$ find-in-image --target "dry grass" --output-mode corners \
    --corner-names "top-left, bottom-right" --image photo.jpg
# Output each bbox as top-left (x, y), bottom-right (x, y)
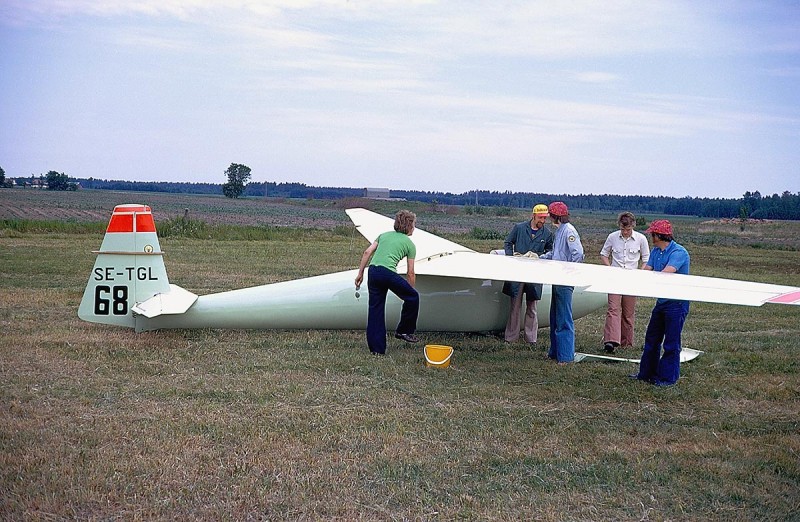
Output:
top-left (1, 190), bottom-right (799, 520)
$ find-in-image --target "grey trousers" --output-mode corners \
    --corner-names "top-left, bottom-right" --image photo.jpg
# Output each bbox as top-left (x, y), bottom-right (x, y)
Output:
top-left (504, 291), bottom-right (538, 343)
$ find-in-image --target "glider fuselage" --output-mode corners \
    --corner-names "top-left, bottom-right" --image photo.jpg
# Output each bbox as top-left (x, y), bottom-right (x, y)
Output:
top-left (134, 269), bottom-right (607, 332)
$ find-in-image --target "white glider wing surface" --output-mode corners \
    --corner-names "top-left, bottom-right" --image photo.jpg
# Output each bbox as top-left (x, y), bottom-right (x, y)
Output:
top-left (346, 207), bottom-right (475, 259)
top-left (415, 252), bottom-right (800, 306)
top-left (347, 207), bottom-right (800, 307)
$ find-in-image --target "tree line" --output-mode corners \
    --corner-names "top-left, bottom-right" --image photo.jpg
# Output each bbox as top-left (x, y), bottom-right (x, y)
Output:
top-left (2, 165), bottom-right (798, 220)
top-left (80, 181), bottom-right (800, 220)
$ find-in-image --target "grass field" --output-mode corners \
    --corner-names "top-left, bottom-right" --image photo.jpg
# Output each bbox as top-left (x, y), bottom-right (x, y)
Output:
top-left (1, 189), bottom-right (799, 520)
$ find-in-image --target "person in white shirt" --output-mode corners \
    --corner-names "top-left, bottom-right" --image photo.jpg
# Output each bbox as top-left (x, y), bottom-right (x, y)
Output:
top-left (599, 212), bottom-right (650, 353)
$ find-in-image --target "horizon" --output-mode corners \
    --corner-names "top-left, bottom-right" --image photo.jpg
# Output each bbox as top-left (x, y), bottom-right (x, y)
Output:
top-left (10, 173), bottom-right (791, 201)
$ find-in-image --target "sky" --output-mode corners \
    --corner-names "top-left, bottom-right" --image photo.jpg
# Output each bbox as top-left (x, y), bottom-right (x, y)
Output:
top-left (1, 1), bottom-right (798, 198)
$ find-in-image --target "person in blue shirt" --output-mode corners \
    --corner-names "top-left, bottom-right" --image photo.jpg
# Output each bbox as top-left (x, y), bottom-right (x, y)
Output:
top-left (632, 219), bottom-right (691, 386)
top-left (539, 201), bottom-right (584, 363)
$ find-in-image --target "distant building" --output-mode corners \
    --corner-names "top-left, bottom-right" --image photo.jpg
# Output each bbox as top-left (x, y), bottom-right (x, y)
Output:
top-left (364, 187), bottom-right (390, 199)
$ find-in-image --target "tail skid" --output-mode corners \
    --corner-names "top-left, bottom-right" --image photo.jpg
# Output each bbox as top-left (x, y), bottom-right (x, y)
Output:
top-left (78, 204), bottom-right (197, 328)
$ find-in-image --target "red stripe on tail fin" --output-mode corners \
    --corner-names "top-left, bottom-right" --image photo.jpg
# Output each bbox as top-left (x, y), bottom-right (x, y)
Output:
top-left (136, 213), bottom-right (156, 232)
top-left (106, 204), bottom-right (154, 233)
top-left (106, 214), bottom-right (133, 232)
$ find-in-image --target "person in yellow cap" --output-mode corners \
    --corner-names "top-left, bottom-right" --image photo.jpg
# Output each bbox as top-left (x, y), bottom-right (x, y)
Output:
top-left (501, 204), bottom-right (554, 343)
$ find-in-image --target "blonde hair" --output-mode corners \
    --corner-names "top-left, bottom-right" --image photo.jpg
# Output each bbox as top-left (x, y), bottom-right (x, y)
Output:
top-left (394, 210), bottom-right (416, 235)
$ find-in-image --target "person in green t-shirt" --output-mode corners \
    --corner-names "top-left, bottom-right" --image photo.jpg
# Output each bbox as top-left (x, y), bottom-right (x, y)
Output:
top-left (355, 210), bottom-right (419, 355)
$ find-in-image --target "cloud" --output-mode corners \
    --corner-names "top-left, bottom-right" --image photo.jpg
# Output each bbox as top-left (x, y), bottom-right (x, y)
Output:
top-left (763, 66), bottom-right (800, 78)
top-left (573, 71), bottom-right (620, 84)
top-left (0, 1), bottom-right (704, 54)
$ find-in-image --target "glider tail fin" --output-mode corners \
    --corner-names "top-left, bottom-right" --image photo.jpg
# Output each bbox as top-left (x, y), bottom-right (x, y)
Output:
top-left (78, 204), bottom-right (184, 328)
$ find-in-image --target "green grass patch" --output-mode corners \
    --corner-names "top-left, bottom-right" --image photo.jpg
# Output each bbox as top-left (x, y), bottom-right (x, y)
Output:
top-left (0, 218), bottom-right (105, 235)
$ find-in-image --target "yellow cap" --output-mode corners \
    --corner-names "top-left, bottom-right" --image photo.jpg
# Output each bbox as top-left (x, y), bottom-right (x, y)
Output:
top-left (533, 204), bottom-right (549, 216)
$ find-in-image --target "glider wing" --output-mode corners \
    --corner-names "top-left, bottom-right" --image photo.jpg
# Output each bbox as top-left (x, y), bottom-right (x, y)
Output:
top-left (347, 208), bottom-right (800, 307)
top-left (414, 250), bottom-right (800, 307)
top-left (346, 207), bottom-right (474, 259)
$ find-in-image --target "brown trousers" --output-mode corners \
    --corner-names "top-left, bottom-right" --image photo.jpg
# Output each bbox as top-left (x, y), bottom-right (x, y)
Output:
top-left (603, 293), bottom-right (637, 347)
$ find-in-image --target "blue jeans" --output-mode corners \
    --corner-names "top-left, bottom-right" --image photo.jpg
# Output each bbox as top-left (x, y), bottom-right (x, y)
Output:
top-left (367, 265), bottom-right (419, 354)
top-left (637, 300), bottom-right (689, 385)
top-left (549, 285), bottom-right (575, 362)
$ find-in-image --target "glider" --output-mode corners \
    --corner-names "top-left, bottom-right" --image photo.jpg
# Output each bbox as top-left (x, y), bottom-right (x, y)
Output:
top-left (78, 205), bottom-right (800, 334)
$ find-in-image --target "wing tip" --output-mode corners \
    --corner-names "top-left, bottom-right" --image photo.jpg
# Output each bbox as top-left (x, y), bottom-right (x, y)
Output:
top-left (766, 290), bottom-right (800, 305)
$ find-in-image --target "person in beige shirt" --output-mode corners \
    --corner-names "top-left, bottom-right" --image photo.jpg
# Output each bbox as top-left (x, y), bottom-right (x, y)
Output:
top-left (599, 212), bottom-right (650, 353)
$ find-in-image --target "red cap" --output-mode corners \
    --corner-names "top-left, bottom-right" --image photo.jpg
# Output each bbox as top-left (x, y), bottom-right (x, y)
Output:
top-left (548, 201), bottom-right (569, 217)
top-left (645, 219), bottom-right (673, 235)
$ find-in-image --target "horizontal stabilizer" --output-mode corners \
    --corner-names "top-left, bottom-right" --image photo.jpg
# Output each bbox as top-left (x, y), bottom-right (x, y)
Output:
top-left (132, 284), bottom-right (198, 318)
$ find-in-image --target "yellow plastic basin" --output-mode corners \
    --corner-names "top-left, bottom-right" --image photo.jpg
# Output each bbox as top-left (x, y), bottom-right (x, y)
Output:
top-left (424, 344), bottom-right (454, 368)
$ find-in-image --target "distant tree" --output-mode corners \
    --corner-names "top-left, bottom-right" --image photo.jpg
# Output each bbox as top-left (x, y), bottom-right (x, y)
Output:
top-left (222, 163), bottom-right (251, 199)
top-left (739, 206), bottom-right (749, 231)
top-left (46, 170), bottom-right (70, 190)
top-left (742, 190), bottom-right (761, 216)
top-left (0, 165), bottom-right (5, 187)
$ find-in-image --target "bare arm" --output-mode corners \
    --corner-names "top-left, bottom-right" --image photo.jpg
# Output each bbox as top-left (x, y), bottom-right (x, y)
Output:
top-left (639, 235), bottom-right (651, 268)
top-left (599, 234), bottom-right (612, 266)
top-left (354, 241), bottom-right (378, 289)
top-left (406, 258), bottom-right (416, 288)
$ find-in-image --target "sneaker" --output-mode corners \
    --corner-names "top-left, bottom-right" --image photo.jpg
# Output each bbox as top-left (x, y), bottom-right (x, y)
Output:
top-left (394, 332), bottom-right (419, 343)
top-left (604, 342), bottom-right (617, 354)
